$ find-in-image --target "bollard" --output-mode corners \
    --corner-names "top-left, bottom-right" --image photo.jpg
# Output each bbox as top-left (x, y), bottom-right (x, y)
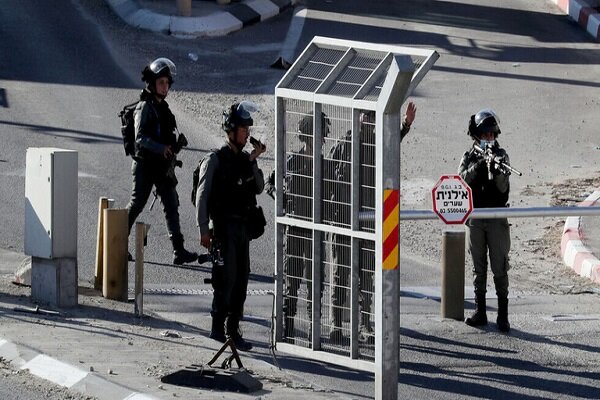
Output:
top-left (102, 208), bottom-right (128, 301)
top-left (94, 197), bottom-right (114, 290)
top-left (441, 229), bottom-right (465, 320)
top-left (134, 222), bottom-right (150, 317)
top-left (176, 0), bottom-right (192, 16)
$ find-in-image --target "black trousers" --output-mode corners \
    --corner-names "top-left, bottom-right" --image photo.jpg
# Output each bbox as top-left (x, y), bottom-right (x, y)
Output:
top-left (211, 220), bottom-right (250, 322)
top-left (126, 160), bottom-right (182, 243)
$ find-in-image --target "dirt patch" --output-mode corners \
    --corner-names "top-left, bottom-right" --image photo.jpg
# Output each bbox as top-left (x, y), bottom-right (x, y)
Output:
top-left (510, 175), bottom-right (600, 294)
top-left (549, 176), bottom-right (600, 207)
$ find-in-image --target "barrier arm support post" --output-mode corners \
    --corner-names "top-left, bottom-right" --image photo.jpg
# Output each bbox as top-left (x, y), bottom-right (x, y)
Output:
top-left (375, 55), bottom-right (414, 400)
top-left (441, 230), bottom-right (465, 320)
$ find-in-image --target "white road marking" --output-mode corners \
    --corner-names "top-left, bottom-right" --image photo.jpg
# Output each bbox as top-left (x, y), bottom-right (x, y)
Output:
top-left (21, 354), bottom-right (88, 388)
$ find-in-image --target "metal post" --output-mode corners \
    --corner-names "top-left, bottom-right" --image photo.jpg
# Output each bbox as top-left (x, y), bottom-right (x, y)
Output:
top-left (441, 229), bottom-right (465, 320)
top-left (274, 97), bottom-right (285, 342)
top-left (311, 102), bottom-right (324, 351)
top-left (134, 222), bottom-right (149, 317)
top-left (375, 55), bottom-right (414, 400)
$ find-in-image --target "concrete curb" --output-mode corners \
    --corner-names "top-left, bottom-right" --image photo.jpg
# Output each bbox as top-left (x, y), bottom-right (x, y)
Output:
top-left (0, 338), bottom-right (159, 400)
top-left (561, 190), bottom-right (600, 284)
top-left (105, 0), bottom-right (298, 37)
top-left (550, 0), bottom-right (600, 42)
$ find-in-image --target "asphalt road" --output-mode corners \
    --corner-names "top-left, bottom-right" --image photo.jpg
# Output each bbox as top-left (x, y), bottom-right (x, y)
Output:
top-left (3, 0), bottom-right (599, 285)
top-left (1, 0), bottom-right (600, 398)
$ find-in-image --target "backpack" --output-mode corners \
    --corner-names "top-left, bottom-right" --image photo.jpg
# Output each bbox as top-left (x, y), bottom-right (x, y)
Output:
top-left (191, 151), bottom-right (216, 206)
top-left (118, 101), bottom-right (139, 157)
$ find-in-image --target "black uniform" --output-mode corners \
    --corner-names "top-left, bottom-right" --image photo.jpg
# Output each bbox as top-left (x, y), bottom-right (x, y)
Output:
top-left (195, 143), bottom-right (264, 345)
top-left (126, 90), bottom-right (186, 251)
top-left (458, 142), bottom-right (511, 299)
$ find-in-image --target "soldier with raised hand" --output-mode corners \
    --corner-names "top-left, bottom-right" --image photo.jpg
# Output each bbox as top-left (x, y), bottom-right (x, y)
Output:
top-left (327, 102), bottom-right (416, 343)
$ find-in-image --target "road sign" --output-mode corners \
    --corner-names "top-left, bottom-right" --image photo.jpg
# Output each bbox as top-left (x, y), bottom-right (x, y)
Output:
top-left (432, 175), bottom-right (473, 224)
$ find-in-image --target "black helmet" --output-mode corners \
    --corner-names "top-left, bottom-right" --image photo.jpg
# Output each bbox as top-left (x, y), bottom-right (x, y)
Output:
top-left (468, 108), bottom-right (501, 138)
top-left (296, 112), bottom-right (330, 138)
top-left (142, 57), bottom-right (176, 86)
top-left (297, 115), bottom-right (313, 136)
top-left (222, 101), bottom-right (258, 132)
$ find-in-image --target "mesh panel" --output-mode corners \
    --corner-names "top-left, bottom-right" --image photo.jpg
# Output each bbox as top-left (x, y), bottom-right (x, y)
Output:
top-left (326, 50), bottom-right (387, 97)
top-left (283, 99), bottom-right (314, 221)
top-left (359, 111), bottom-right (376, 232)
top-left (358, 240), bottom-right (375, 360)
top-left (287, 47), bottom-right (346, 92)
top-left (321, 104), bottom-right (352, 229)
top-left (282, 226), bottom-right (313, 347)
top-left (321, 233), bottom-right (351, 355)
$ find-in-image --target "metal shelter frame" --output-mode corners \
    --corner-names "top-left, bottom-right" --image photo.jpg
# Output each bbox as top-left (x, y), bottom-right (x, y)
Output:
top-left (273, 36), bottom-right (439, 400)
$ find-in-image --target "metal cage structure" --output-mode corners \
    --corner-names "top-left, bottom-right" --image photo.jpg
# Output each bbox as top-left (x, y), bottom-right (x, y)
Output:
top-left (274, 36), bottom-right (438, 398)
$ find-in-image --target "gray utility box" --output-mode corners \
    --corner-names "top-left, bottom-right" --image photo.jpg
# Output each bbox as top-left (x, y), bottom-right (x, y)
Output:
top-left (25, 148), bottom-right (78, 307)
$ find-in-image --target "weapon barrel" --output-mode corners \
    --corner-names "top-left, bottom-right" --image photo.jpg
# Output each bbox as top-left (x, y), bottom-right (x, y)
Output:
top-left (474, 144), bottom-right (522, 177)
top-left (503, 162), bottom-right (522, 176)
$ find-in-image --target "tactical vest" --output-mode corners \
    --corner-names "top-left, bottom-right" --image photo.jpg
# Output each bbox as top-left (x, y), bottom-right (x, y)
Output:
top-left (466, 149), bottom-right (510, 208)
top-left (134, 91), bottom-right (177, 164)
top-left (209, 145), bottom-right (257, 222)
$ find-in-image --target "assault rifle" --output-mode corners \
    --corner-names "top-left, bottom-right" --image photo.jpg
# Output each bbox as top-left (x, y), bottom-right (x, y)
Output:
top-left (473, 143), bottom-right (522, 180)
top-left (149, 132), bottom-right (188, 211)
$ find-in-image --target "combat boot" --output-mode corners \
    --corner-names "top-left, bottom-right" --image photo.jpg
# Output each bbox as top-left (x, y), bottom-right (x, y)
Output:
top-left (171, 235), bottom-right (198, 265)
top-left (496, 296), bottom-right (511, 333)
top-left (465, 294), bottom-right (488, 327)
top-left (227, 317), bottom-right (253, 351)
top-left (173, 248), bottom-right (198, 265)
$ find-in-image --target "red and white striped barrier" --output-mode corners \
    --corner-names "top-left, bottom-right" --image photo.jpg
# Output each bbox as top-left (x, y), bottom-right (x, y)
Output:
top-left (551, 0), bottom-right (600, 42)
top-left (561, 190), bottom-right (600, 284)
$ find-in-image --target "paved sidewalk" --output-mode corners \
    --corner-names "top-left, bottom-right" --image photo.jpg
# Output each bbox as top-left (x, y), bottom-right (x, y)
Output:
top-left (0, 249), bottom-right (334, 400)
top-left (105, 0), bottom-right (298, 37)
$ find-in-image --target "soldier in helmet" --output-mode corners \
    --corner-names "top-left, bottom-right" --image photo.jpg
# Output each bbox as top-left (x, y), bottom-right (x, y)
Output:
top-left (195, 101), bottom-right (265, 351)
top-left (126, 57), bottom-right (198, 265)
top-left (281, 112), bottom-right (327, 342)
top-left (458, 108), bottom-right (512, 333)
top-left (327, 102), bottom-right (417, 343)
